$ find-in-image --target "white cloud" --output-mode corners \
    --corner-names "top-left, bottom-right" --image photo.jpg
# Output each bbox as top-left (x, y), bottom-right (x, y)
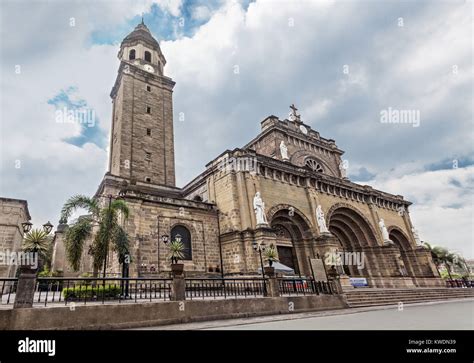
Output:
top-left (192, 5), bottom-right (212, 21)
top-left (367, 166), bottom-right (474, 258)
top-left (0, 0), bottom-right (472, 262)
top-left (158, 0), bottom-right (183, 17)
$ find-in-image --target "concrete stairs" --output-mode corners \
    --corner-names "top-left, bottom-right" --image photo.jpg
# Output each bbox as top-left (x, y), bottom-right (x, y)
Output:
top-left (345, 288), bottom-right (474, 308)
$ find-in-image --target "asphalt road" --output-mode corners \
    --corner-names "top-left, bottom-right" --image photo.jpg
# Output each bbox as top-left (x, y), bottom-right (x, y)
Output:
top-left (138, 299), bottom-right (474, 330)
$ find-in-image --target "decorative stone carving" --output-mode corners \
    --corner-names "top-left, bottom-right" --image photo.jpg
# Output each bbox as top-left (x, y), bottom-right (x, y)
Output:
top-left (253, 192), bottom-right (268, 225)
top-left (412, 227), bottom-right (422, 245)
top-left (279, 141), bottom-right (289, 161)
top-left (316, 205), bottom-right (330, 234)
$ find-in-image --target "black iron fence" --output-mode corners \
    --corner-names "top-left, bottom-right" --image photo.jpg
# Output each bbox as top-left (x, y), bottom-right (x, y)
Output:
top-left (446, 279), bottom-right (473, 288)
top-left (1, 277), bottom-right (172, 306)
top-left (0, 278), bottom-right (17, 305)
top-left (185, 278), bottom-right (266, 299)
top-left (0, 276), bottom-right (337, 306)
top-left (278, 278), bottom-right (335, 296)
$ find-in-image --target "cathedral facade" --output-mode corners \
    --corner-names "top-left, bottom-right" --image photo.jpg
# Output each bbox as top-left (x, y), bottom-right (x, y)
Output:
top-left (53, 22), bottom-right (442, 288)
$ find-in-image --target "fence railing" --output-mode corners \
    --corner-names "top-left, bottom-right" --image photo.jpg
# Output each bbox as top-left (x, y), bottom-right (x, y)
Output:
top-left (278, 278), bottom-right (335, 296)
top-left (0, 278), bottom-right (18, 305)
top-left (185, 278), bottom-right (266, 299)
top-left (446, 279), bottom-right (473, 288)
top-left (0, 276), bottom-right (337, 306)
top-left (1, 277), bottom-right (172, 306)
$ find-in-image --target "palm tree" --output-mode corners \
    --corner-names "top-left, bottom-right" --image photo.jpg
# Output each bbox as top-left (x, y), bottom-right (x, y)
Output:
top-left (168, 240), bottom-right (185, 264)
top-left (441, 250), bottom-right (456, 280)
top-left (60, 195), bottom-right (130, 276)
top-left (23, 228), bottom-right (52, 270)
top-left (263, 244), bottom-right (279, 267)
top-left (423, 242), bottom-right (441, 266)
top-left (453, 254), bottom-right (470, 276)
top-left (422, 242), bottom-right (468, 280)
top-left (423, 242), bottom-right (447, 277)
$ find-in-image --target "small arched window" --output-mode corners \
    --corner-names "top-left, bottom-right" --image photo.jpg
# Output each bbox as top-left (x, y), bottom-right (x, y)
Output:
top-left (144, 51), bottom-right (151, 62)
top-left (171, 225), bottom-right (192, 260)
top-left (129, 49), bottom-right (136, 60)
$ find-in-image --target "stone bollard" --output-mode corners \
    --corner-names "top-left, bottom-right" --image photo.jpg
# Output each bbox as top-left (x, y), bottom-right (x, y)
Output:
top-left (170, 275), bottom-right (186, 301)
top-left (13, 266), bottom-right (38, 309)
top-left (264, 266), bottom-right (280, 297)
top-left (170, 263), bottom-right (185, 301)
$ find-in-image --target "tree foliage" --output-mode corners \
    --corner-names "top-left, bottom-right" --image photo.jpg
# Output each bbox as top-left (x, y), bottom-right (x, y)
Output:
top-left (60, 195), bottom-right (130, 273)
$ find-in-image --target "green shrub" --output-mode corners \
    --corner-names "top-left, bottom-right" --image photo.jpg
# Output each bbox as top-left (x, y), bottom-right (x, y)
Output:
top-left (38, 268), bottom-right (51, 277)
top-left (62, 284), bottom-right (121, 300)
top-left (38, 268), bottom-right (62, 278)
top-left (78, 272), bottom-right (95, 286)
top-left (440, 270), bottom-right (463, 279)
top-left (37, 269), bottom-right (64, 291)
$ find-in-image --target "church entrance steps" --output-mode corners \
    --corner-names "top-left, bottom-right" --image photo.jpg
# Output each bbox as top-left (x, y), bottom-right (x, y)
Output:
top-left (345, 288), bottom-right (474, 308)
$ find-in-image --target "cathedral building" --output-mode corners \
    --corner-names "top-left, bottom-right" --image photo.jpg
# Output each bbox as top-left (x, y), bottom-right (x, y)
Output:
top-left (53, 21), bottom-right (442, 288)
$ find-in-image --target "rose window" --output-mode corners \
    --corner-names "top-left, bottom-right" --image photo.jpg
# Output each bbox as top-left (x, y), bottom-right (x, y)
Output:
top-left (305, 159), bottom-right (324, 173)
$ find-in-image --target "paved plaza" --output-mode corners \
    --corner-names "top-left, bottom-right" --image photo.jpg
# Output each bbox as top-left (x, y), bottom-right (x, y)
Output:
top-left (138, 299), bottom-right (474, 330)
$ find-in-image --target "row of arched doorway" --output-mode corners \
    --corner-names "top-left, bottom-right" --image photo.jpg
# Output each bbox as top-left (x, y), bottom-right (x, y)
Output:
top-left (269, 205), bottom-right (414, 278)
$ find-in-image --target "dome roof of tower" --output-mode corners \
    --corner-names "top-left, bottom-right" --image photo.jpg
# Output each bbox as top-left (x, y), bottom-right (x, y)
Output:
top-left (121, 21), bottom-right (160, 50)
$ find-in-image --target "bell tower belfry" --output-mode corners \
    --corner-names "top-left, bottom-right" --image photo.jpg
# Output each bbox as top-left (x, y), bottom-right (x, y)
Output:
top-left (108, 20), bottom-right (176, 186)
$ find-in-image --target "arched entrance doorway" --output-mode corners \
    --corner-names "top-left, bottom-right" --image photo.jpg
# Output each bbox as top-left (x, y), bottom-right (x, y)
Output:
top-left (327, 206), bottom-right (378, 277)
top-left (273, 224), bottom-right (299, 273)
top-left (269, 206), bottom-right (314, 276)
top-left (389, 228), bottom-right (413, 277)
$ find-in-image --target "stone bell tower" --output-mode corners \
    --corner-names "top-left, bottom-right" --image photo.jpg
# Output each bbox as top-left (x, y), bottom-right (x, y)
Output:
top-left (108, 20), bottom-right (176, 186)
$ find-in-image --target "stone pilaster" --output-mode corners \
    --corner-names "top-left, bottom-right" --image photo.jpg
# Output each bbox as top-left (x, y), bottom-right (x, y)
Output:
top-left (13, 267), bottom-right (37, 309)
top-left (51, 220), bottom-right (68, 274)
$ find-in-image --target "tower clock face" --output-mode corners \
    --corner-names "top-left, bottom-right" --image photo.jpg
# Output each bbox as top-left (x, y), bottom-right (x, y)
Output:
top-left (299, 125), bottom-right (308, 135)
top-left (144, 64), bottom-right (155, 73)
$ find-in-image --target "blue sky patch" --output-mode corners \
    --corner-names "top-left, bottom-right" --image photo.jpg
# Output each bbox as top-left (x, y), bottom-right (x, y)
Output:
top-left (89, 0), bottom-right (254, 45)
top-left (48, 87), bottom-right (106, 149)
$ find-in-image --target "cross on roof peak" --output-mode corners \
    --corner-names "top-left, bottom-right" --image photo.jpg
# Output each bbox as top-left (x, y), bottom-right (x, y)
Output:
top-left (289, 104), bottom-right (302, 123)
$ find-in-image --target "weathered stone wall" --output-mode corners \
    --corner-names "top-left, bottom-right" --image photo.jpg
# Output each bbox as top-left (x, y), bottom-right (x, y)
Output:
top-left (246, 117), bottom-right (344, 178)
top-left (0, 294), bottom-right (348, 330)
top-left (201, 153), bottom-right (438, 286)
top-left (251, 129), bottom-right (342, 177)
top-left (0, 198), bottom-right (30, 278)
top-left (109, 64), bottom-right (175, 186)
top-left (95, 177), bottom-right (220, 277)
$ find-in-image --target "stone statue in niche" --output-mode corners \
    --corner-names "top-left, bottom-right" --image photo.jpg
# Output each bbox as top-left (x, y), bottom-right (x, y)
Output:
top-left (339, 160), bottom-right (347, 178)
top-left (316, 205), bottom-right (330, 234)
top-left (379, 218), bottom-right (391, 242)
top-left (280, 141), bottom-right (289, 161)
top-left (253, 192), bottom-right (268, 225)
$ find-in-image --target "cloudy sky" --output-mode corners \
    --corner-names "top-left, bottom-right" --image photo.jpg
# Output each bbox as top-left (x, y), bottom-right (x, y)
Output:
top-left (0, 0), bottom-right (472, 257)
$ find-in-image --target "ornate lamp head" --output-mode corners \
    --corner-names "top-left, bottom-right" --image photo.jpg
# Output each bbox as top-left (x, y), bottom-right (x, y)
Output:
top-left (21, 221), bottom-right (33, 234)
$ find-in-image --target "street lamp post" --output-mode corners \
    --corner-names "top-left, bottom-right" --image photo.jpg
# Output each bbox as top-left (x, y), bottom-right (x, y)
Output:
top-left (21, 221), bottom-right (33, 234)
top-left (252, 241), bottom-right (266, 278)
top-left (102, 195), bottom-right (113, 280)
top-left (161, 235), bottom-right (169, 245)
top-left (253, 241), bottom-right (267, 295)
top-left (42, 221), bottom-right (53, 234)
top-left (22, 220), bottom-right (53, 235)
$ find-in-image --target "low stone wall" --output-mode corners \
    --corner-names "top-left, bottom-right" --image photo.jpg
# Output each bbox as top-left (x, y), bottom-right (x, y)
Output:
top-left (0, 294), bottom-right (347, 330)
top-left (412, 277), bottom-right (445, 288)
top-left (366, 276), bottom-right (444, 288)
